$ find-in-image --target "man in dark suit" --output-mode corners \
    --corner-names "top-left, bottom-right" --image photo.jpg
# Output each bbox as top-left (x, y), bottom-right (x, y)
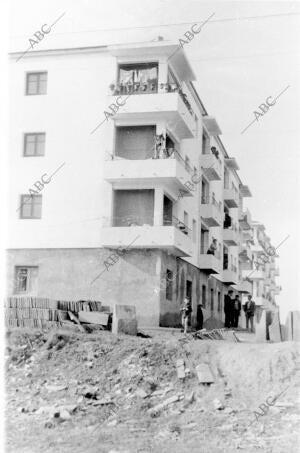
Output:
top-left (196, 303), bottom-right (203, 330)
top-left (233, 295), bottom-right (241, 328)
top-left (224, 290), bottom-right (234, 328)
top-left (244, 295), bottom-right (256, 332)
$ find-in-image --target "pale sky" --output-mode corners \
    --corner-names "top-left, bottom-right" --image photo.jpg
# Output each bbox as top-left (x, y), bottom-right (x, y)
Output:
top-left (7, 0), bottom-right (300, 320)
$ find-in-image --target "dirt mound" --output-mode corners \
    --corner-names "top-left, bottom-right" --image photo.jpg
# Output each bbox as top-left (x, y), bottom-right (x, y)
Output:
top-left (5, 329), bottom-right (300, 453)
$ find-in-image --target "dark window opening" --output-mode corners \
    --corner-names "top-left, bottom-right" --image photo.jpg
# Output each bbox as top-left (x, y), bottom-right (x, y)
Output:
top-left (223, 245), bottom-right (229, 270)
top-left (163, 195), bottom-right (173, 226)
top-left (186, 280), bottom-right (192, 301)
top-left (202, 284), bottom-right (206, 308)
top-left (218, 291), bottom-right (221, 312)
top-left (224, 206), bottom-right (232, 229)
top-left (210, 288), bottom-right (214, 311)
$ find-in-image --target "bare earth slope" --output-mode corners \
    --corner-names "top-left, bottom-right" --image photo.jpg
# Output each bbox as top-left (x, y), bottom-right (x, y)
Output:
top-left (5, 329), bottom-right (300, 453)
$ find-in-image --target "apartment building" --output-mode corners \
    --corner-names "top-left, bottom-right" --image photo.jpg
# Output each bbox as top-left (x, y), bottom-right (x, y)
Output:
top-left (7, 40), bottom-right (280, 328)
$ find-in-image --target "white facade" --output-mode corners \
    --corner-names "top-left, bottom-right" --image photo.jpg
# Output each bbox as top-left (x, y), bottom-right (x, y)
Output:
top-left (7, 40), bottom-right (280, 327)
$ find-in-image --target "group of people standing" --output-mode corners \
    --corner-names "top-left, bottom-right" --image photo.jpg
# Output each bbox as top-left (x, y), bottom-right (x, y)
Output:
top-left (224, 290), bottom-right (255, 332)
top-left (180, 291), bottom-right (256, 334)
top-left (224, 290), bottom-right (241, 328)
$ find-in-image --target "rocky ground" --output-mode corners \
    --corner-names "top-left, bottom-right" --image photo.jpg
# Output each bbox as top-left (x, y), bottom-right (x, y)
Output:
top-left (5, 327), bottom-right (300, 453)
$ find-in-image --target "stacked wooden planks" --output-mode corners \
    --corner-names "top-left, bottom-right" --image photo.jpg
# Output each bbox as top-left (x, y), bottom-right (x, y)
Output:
top-left (4, 297), bottom-right (108, 329)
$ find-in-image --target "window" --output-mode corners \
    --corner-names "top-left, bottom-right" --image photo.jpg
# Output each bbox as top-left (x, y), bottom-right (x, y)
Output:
top-left (210, 288), bottom-right (214, 311)
top-left (223, 245), bottom-right (229, 270)
top-left (26, 72), bottom-right (47, 95)
top-left (166, 134), bottom-right (176, 157)
top-left (166, 269), bottom-right (173, 300)
top-left (202, 132), bottom-right (209, 154)
top-left (24, 133), bottom-right (45, 156)
top-left (186, 280), bottom-right (192, 301)
top-left (202, 284), bottom-right (206, 308)
top-left (20, 194), bottom-right (42, 219)
top-left (14, 266), bottom-right (38, 294)
top-left (113, 189), bottom-right (154, 226)
top-left (192, 219), bottom-right (196, 243)
top-left (163, 196), bottom-right (173, 226)
top-left (201, 179), bottom-right (209, 204)
top-left (218, 291), bottom-right (221, 312)
top-left (200, 227), bottom-right (209, 254)
top-left (115, 126), bottom-right (155, 160)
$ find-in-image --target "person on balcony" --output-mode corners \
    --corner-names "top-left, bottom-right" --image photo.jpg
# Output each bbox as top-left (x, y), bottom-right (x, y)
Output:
top-left (244, 295), bottom-right (256, 333)
top-left (181, 297), bottom-right (192, 334)
top-left (224, 290), bottom-right (234, 328)
top-left (233, 295), bottom-right (241, 328)
top-left (207, 239), bottom-right (217, 255)
top-left (211, 146), bottom-right (219, 159)
top-left (224, 212), bottom-right (232, 229)
top-left (153, 134), bottom-right (165, 159)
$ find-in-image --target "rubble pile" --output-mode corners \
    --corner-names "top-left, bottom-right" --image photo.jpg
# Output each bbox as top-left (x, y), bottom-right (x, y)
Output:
top-left (5, 328), bottom-right (300, 453)
top-left (193, 328), bottom-right (239, 342)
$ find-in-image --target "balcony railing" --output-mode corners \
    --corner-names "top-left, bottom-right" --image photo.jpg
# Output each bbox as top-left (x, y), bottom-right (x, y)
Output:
top-left (164, 215), bottom-right (192, 238)
top-left (202, 146), bottom-right (221, 160)
top-left (109, 81), bottom-right (195, 120)
top-left (103, 214), bottom-right (192, 237)
top-left (109, 146), bottom-right (194, 177)
top-left (224, 221), bottom-right (238, 232)
top-left (200, 245), bottom-right (221, 260)
top-left (110, 81), bottom-right (158, 95)
top-left (201, 195), bottom-right (222, 211)
top-left (103, 215), bottom-right (153, 227)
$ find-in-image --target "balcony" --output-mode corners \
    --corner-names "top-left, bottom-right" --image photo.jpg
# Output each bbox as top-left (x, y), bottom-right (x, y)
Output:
top-left (234, 279), bottom-right (252, 294)
top-left (223, 225), bottom-right (239, 246)
top-left (108, 84), bottom-right (196, 139)
top-left (239, 209), bottom-right (252, 230)
top-left (239, 245), bottom-right (252, 262)
top-left (101, 215), bottom-right (192, 257)
top-left (104, 150), bottom-right (194, 197)
top-left (224, 188), bottom-right (239, 208)
top-left (225, 157), bottom-right (239, 171)
top-left (222, 268), bottom-right (238, 285)
top-left (240, 184), bottom-right (252, 198)
top-left (203, 117), bottom-right (222, 136)
top-left (200, 196), bottom-right (222, 227)
top-left (199, 253), bottom-right (221, 274)
top-left (242, 269), bottom-right (265, 280)
top-left (199, 153), bottom-right (222, 181)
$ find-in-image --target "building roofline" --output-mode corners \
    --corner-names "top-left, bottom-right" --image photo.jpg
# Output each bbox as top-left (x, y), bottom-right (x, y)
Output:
top-left (9, 44), bottom-right (108, 58)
